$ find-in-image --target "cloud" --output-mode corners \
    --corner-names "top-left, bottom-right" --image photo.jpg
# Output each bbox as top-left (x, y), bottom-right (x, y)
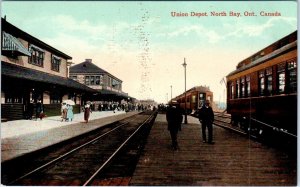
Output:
top-left (164, 25), bottom-right (223, 44)
top-left (226, 16), bottom-right (297, 38)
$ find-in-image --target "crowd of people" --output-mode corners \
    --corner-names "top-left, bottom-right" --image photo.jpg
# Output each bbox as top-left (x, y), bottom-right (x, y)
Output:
top-left (25, 99), bottom-right (151, 123)
top-left (95, 101), bottom-right (149, 112)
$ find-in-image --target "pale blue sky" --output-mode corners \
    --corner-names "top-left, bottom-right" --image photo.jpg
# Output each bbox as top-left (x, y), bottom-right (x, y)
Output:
top-left (2, 1), bottom-right (297, 103)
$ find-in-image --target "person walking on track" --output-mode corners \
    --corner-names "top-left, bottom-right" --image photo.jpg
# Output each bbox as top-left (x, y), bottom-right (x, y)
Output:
top-left (198, 100), bottom-right (214, 144)
top-left (166, 100), bottom-right (183, 150)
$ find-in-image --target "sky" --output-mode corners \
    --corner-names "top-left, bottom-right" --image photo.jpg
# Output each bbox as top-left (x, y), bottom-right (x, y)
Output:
top-left (2, 1), bottom-right (297, 104)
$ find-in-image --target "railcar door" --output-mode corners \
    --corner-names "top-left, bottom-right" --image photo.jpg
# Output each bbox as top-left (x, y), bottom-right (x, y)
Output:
top-left (198, 93), bottom-right (206, 108)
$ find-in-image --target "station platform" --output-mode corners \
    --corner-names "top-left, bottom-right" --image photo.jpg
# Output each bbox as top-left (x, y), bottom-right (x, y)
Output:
top-left (1, 110), bottom-right (139, 162)
top-left (130, 114), bottom-right (296, 186)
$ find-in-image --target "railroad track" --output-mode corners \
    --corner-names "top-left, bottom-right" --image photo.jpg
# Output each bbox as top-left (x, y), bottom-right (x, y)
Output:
top-left (213, 112), bottom-right (248, 136)
top-left (2, 111), bottom-right (157, 186)
top-left (213, 112), bottom-right (296, 154)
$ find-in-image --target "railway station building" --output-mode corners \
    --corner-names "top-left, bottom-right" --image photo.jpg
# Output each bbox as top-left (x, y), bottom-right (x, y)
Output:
top-left (1, 18), bottom-right (95, 121)
top-left (69, 59), bottom-right (135, 111)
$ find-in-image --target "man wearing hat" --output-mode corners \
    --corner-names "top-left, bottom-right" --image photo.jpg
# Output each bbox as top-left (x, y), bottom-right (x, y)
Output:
top-left (198, 100), bottom-right (214, 144)
top-left (166, 100), bottom-right (183, 150)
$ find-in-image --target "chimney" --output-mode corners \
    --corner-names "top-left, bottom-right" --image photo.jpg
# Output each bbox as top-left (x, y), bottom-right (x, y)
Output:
top-left (86, 59), bottom-right (92, 63)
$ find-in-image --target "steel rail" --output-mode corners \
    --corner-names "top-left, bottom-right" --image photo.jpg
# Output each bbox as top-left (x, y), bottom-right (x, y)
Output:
top-left (250, 117), bottom-right (297, 138)
top-left (8, 120), bottom-right (131, 185)
top-left (213, 120), bottom-right (247, 135)
top-left (83, 113), bottom-right (155, 186)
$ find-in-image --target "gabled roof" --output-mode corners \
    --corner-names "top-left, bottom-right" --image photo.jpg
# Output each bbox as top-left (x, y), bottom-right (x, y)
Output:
top-left (70, 59), bottom-right (122, 82)
top-left (1, 62), bottom-right (95, 93)
top-left (70, 59), bottom-right (108, 74)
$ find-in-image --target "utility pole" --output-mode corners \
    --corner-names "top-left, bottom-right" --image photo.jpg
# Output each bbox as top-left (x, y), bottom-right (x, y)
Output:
top-left (182, 58), bottom-right (188, 124)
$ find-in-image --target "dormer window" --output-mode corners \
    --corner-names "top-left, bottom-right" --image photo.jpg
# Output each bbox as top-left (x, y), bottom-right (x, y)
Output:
top-left (29, 44), bottom-right (44, 67)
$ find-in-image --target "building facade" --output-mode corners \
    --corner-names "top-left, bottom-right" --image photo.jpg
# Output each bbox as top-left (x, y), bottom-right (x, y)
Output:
top-left (1, 18), bottom-right (94, 120)
top-left (69, 59), bottom-right (134, 110)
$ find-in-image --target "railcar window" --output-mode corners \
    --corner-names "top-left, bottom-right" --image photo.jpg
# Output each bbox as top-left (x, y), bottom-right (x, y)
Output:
top-left (259, 71), bottom-right (265, 96)
top-left (230, 82), bottom-right (234, 99)
top-left (288, 59), bottom-right (297, 93)
top-left (277, 63), bottom-right (286, 94)
top-left (246, 75), bottom-right (250, 97)
top-left (192, 95), bottom-right (196, 103)
top-left (236, 79), bottom-right (240, 98)
top-left (241, 77), bottom-right (245, 98)
top-left (266, 68), bottom-right (273, 95)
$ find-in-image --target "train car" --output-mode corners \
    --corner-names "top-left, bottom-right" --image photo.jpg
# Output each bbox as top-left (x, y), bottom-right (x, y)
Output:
top-left (173, 86), bottom-right (213, 114)
top-left (226, 31), bottom-right (297, 139)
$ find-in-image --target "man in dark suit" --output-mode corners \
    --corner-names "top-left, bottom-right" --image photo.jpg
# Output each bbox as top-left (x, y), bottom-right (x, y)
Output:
top-left (166, 101), bottom-right (183, 150)
top-left (198, 100), bottom-right (214, 144)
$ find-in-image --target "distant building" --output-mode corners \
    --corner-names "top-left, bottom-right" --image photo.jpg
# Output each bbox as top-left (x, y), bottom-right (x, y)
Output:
top-left (69, 59), bottom-right (134, 109)
top-left (1, 18), bottom-right (94, 120)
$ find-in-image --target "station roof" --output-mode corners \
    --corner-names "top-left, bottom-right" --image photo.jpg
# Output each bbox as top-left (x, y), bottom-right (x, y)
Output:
top-left (70, 59), bottom-right (108, 74)
top-left (69, 59), bottom-right (122, 82)
top-left (1, 18), bottom-right (72, 60)
top-left (2, 62), bottom-right (96, 93)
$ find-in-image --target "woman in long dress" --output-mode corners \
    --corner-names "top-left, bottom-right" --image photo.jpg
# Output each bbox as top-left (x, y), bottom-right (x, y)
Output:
top-left (67, 104), bottom-right (74, 122)
top-left (84, 103), bottom-right (91, 123)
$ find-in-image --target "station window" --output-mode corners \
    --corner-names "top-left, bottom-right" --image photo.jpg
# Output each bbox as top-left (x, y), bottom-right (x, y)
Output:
top-left (246, 75), bottom-right (250, 97)
top-left (50, 92), bottom-right (60, 104)
top-left (85, 76), bottom-right (90, 85)
top-left (29, 45), bottom-right (44, 67)
top-left (277, 63), bottom-right (286, 94)
top-left (287, 59), bottom-right (297, 93)
top-left (236, 79), bottom-right (240, 98)
top-left (108, 77), bottom-right (112, 87)
top-left (5, 92), bottom-right (22, 103)
top-left (95, 76), bottom-right (100, 85)
top-left (259, 70), bottom-right (265, 96)
top-left (51, 55), bottom-right (61, 72)
top-left (240, 77), bottom-right (245, 98)
top-left (90, 76), bottom-right (95, 85)
top-left (266, 67), bottom-right (273, 95)
top-left (70, 76), bottom-right (77, 81)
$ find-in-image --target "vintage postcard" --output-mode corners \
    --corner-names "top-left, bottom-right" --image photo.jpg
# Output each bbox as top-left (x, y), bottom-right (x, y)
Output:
top-left (1, 1), bottom-right (298, 186)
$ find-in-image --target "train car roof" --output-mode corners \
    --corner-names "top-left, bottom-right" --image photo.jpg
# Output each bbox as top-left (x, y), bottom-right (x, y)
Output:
top-left (227, 34), bottom-right (297, 78)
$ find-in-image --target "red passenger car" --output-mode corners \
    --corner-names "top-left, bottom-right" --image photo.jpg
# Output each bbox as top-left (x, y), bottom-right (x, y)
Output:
top-left (226, 31), bottom-right (297, 138)
top-left (173, 86), bottom-right (213, 114)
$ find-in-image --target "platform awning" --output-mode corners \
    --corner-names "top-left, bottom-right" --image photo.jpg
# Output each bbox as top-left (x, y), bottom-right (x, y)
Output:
top-left (1, 62), bottom-right (96, 93)
top-left (2, 31), bottom-right (31, 56)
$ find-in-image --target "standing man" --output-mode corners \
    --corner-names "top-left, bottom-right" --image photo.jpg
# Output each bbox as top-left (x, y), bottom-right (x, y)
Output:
top-left (166, 101), bottom-right (183, 150)
top-left (36, 99), bottom-right (44, 120)
top-left (198, 100), bottom-right (214, 144)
